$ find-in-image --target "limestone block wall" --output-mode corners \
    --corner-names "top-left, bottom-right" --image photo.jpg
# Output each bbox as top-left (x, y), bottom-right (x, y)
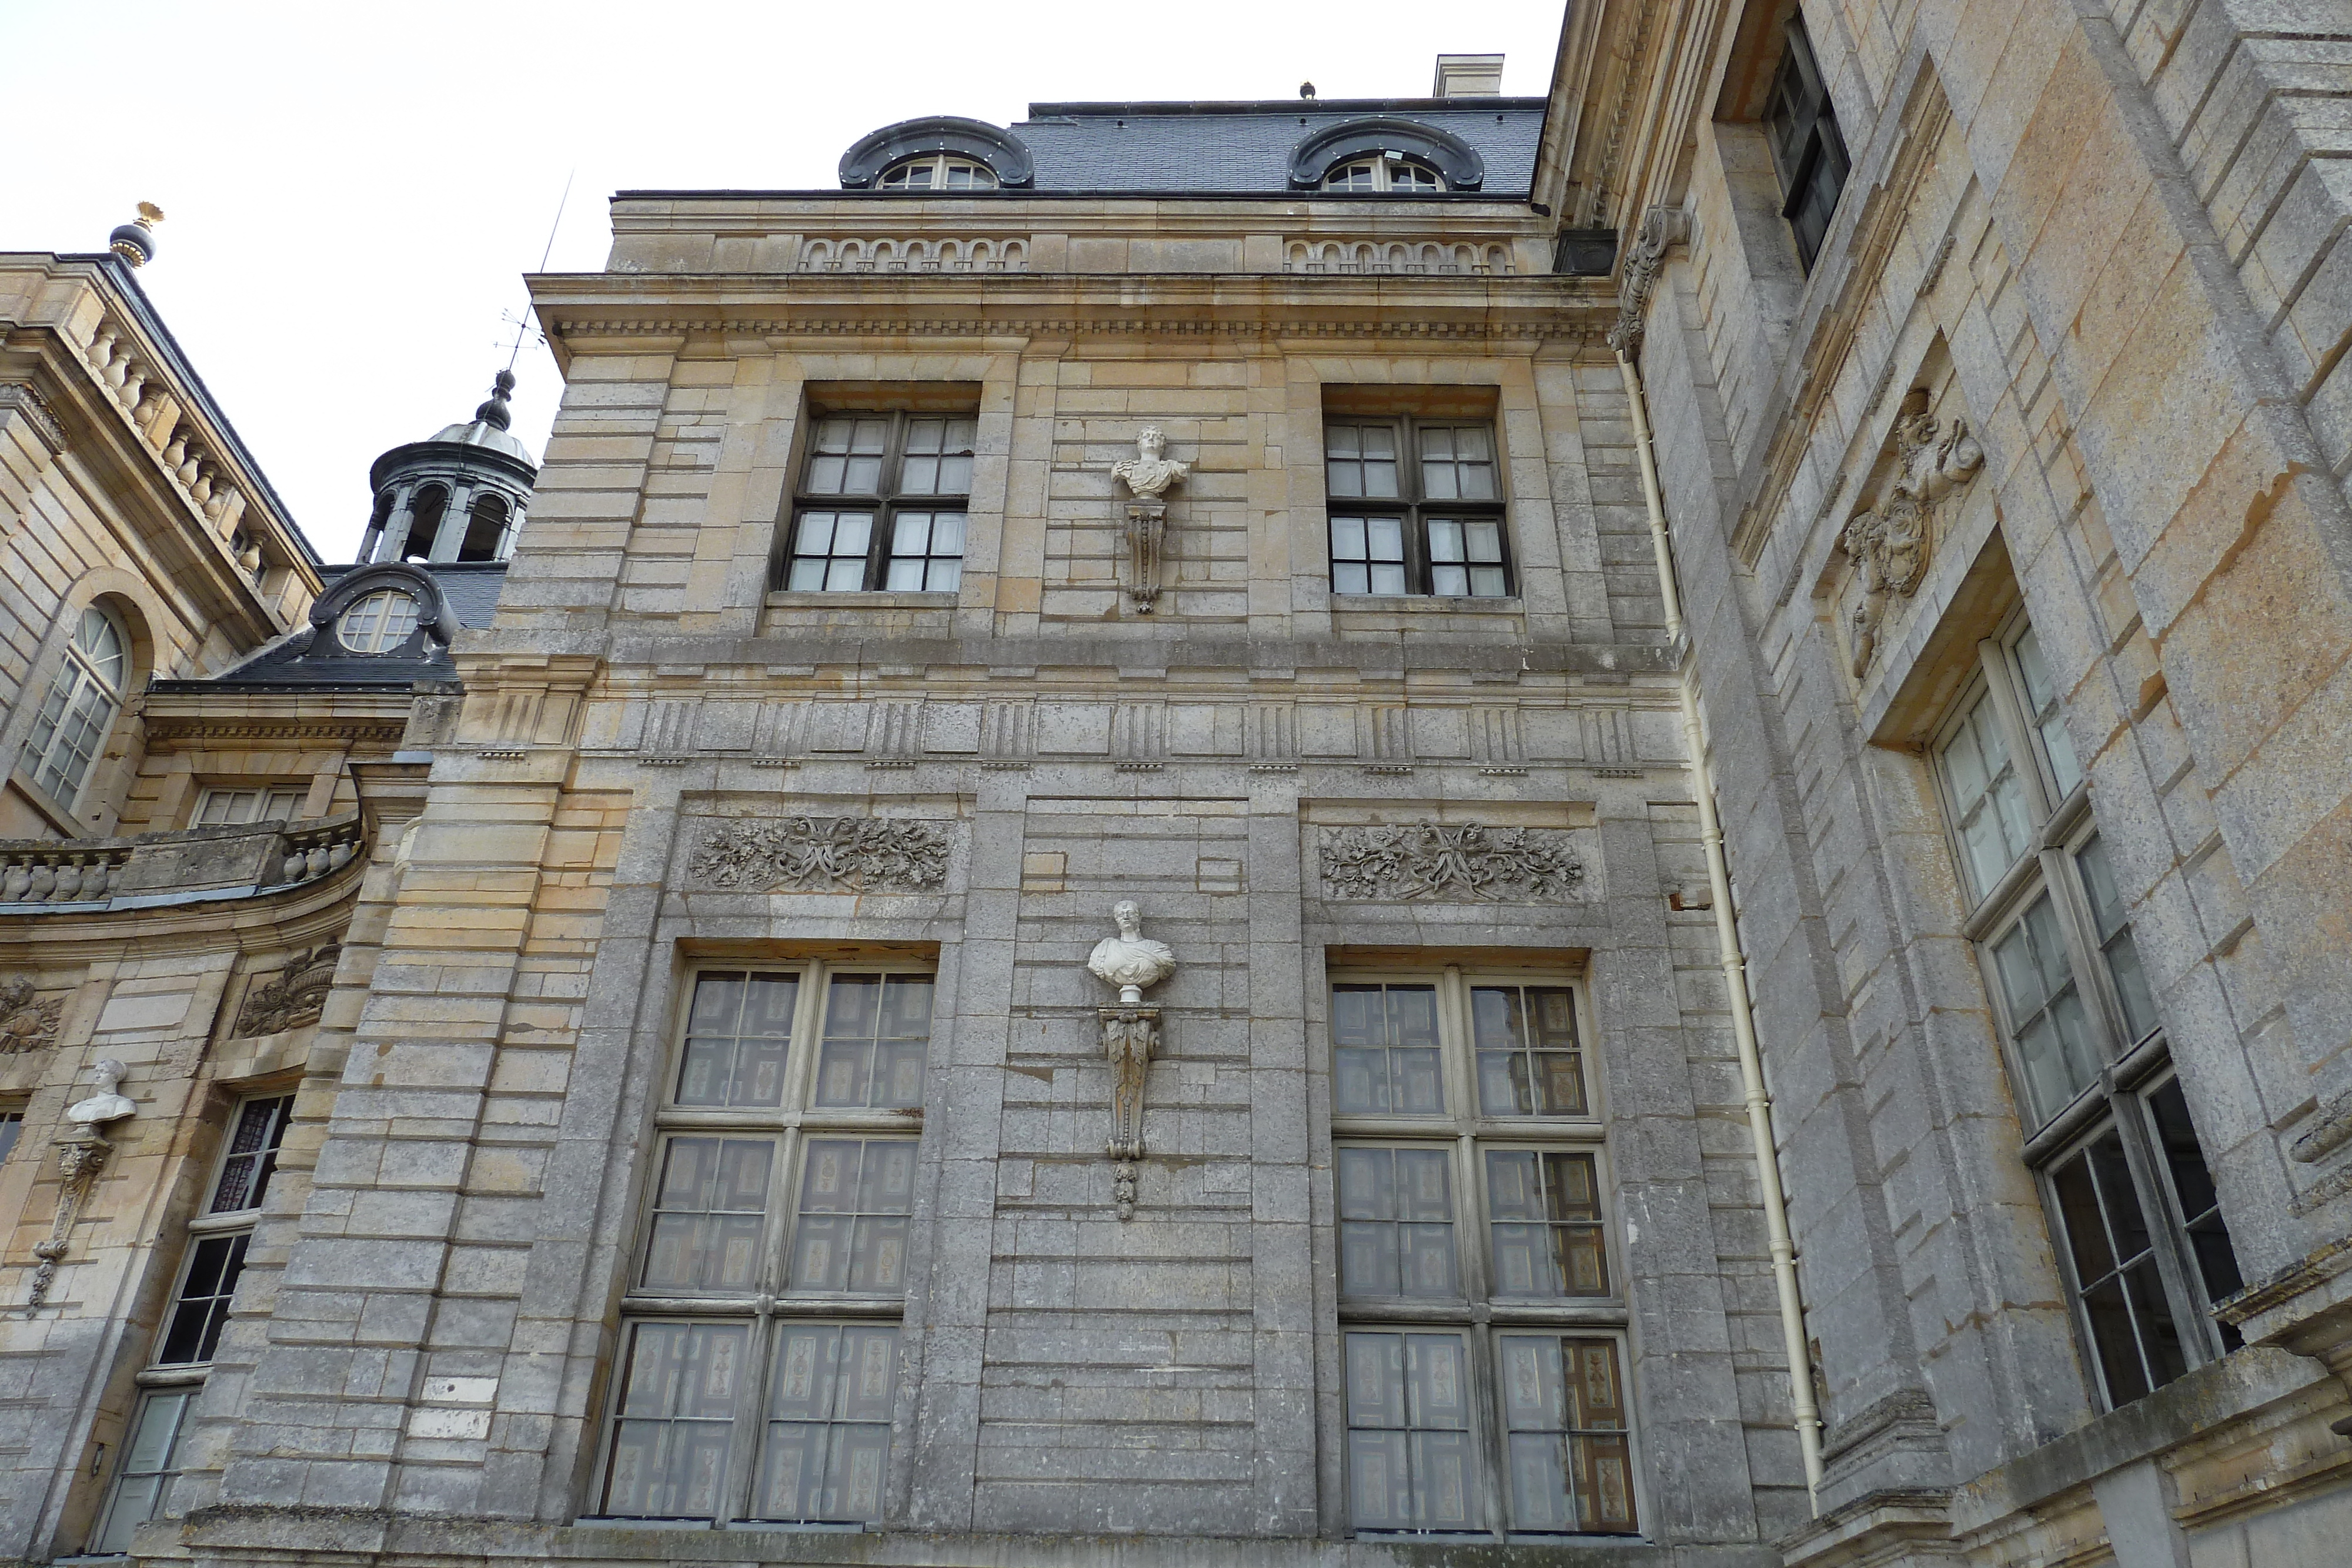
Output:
top-left (1631, 0), bottom-right (2352, 1553)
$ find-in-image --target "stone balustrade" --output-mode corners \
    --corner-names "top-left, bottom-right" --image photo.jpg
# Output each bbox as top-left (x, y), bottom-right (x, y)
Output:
top-left (0, 811), bottom-right (365, 915)
top-left (82, 314), bottom-right (253, 560)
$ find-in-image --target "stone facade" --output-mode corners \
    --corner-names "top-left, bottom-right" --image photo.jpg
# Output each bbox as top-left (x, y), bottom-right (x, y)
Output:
top-left (3, 5), bottom-right (2351, 1564)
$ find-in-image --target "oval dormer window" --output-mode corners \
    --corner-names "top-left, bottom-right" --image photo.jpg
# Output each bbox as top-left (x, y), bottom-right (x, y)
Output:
top-left (338, 589), bottom-right (421, 653)
top-left (878, 155), bottom-right (998, 191)
top-left (1322, 155), bottom-right (1446, 193)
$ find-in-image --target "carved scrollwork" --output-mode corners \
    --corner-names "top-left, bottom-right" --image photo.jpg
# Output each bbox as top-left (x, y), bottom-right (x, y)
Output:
top-left (689, 817), bottom-right (950, 894)
top-left (1318, 822), bottom-right (1585, 902)
top-left (234, 944), bottom-right (342, 1038)
top-left (0, 977), bottom-right (64, 1054)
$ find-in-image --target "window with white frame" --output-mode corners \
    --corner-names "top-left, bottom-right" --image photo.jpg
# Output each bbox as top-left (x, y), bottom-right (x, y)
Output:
top-left (1322, 155), bottom-right (1446, 193)
top-left (1930, 609), bottom-right (2243, 1409)
top-left (192, 786), bottom-right (308, 828)
top-left (22, 606), bottom-right (130, 813)
top-left (1328, 968), bottom-right (1637, 1538)
top-left (589, 966), bottom-right (934, 1527)
top-left (877, 155), bottom-right (997, 191)
top-left (90, 1093), bottom-right (293, 1554)
top-left (782, 413), bottom-right (973, 594)
top-left (1325, 417), bottom-right (1511, 599)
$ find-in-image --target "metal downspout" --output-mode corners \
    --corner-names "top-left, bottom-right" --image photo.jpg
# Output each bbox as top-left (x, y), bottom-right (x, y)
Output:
top-left (1616, 346), bottom-right (1828, 1503)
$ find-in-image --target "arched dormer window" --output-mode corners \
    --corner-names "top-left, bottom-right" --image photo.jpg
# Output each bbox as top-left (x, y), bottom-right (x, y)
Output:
top-left (24, 605), bottom-right (130, 810)
top-left (1289, 116), bottom-right (1484, 192)
top-left (878, 155), bottom-right (998, 192)
top-left (1322, 155), bottom-right (1446, 193)
top-left (839, 116), bottom-right (1034, 190)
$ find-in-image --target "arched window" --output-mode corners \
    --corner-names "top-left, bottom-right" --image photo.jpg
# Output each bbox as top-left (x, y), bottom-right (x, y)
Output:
top-left (337, 589), bottom-right (423, 653)
top-left (1322, 156), bottom-right (1446, 193)
top-left (402, 484), bottom-right (448, 561)
top-left (459, 493), bottom-right (509, 562)
top-left (878, 155), bottom-right (998, 191)
top-left (24, 606), bottom-right (129, 810)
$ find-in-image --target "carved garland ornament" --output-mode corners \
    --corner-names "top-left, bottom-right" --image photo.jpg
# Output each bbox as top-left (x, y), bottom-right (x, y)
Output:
top-left (0, 978), bottom-right (64, 1054)
top-left (1318, 822), bottom-right (1585, 902)
top-left (233, 944), bottom-right (342, 1038)
top-left (1842, 388), bottom-right (1984, 675)
top-left (690, 817), bottom-right (950, 893)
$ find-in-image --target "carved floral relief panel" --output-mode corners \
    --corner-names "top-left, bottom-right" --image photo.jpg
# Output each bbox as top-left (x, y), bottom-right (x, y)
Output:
top-left (687, 815), bottom-right (954, 894)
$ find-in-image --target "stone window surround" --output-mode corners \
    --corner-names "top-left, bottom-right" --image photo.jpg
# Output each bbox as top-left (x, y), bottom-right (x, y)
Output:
top-left (1324, 962), bottom-right (1643, 1539)
top-left (586, 962), bottom-right (936, 1530)
top-left (91, 1088), bottom-right (295, 1554)
top-left (1927, 604), bottom-right (2241, 1411)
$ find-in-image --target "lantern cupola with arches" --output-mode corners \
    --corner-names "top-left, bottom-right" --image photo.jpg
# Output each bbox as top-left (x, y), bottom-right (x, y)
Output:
top-left (358, 370), bottom-right (538, 564)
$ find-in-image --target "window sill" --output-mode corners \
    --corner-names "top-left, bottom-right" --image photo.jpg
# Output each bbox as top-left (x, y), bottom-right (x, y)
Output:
top-left (1331, 594), bottom-right (1524, 613)
top-left (764, 590), bottom-right (958, 609)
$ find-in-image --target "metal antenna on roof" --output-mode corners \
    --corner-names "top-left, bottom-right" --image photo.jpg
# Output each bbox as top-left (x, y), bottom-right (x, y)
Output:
top-left (499, 169), bottom-right (575, 375)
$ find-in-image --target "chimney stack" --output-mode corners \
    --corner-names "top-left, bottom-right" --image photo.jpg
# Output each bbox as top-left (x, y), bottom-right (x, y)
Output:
top-left (1432, 54), bottom-right (1504, 97)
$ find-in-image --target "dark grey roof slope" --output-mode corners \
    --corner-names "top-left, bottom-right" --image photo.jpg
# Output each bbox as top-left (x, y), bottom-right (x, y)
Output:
top-left (156, 561), bottom-right (505, 693)
top-left (1010, 98), bottom-right (1545, 195)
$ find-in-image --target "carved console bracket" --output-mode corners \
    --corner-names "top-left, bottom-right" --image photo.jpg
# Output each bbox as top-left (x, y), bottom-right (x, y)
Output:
top-left (1124, 500), bottom-right (1166, 614)
top-left (26, 1059), bottom-right (136, 1312)
top-left (1100, 1005), bottom-right (1160, 1221)
top-left (1609, 206), bottom-right (1690, 359)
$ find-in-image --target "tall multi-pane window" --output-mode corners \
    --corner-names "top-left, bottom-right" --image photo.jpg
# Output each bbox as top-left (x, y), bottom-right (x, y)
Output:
top-left (90, 1094), bottom-right (293, 1554)
top-left (22, 606), bottom-right (130, 813)
top-left (782, 412), bottom-right (973, 594)
top-left (1328, 969), bottom-right (1637, 1538)
top-left (1930, 608), bottom-right (2243, 1409)
top-left (589, 966), bottom-right (934, 1528)
top-left (1762, 14), bottom-right (1850, 270)
top-left (1324, 418), bottom-right (1511, 599)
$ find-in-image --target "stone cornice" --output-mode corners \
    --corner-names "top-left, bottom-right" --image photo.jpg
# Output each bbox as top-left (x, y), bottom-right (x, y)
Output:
top-left (533, 273), bottom-right (1618, 364)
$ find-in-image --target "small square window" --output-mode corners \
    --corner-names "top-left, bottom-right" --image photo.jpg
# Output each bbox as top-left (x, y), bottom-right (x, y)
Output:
top-left (1324, 417), bottom-right (1511, 599)
top-left (783, 411), bottom-right (973, 594)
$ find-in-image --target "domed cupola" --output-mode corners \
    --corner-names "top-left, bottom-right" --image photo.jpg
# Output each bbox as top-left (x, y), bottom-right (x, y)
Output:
top-left (359, 370), bottom-right (539, 564)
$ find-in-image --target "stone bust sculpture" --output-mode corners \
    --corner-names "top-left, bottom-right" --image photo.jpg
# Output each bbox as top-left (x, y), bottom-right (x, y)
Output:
top-left (65, 1058), bottom-right (135, 1125)
top-left (1111, 428), bottom-right (1190, 500)
top-left (1087, 900), bottom-right (1176, 1002)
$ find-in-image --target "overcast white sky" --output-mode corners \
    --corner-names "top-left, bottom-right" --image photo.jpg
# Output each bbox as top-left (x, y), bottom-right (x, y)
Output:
top-left (6, 1), bottom-right (1565, 563)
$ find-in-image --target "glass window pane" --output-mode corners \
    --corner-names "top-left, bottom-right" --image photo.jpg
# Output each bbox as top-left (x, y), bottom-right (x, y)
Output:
top-left (1938, 690), bottom-right (2034, 901)
top-left (2145, 1079), bottom-right (2244, 1316)
top-left (1344, 1332), bottom-right (1479, 1532)
top-left (93, 1391), bottom-right (193, 1553)
top-left (1337, 1146), bottom-right (1458, 1299)
top-left (789, 1139), bottom-right (917, 1295)
top-left (1367, 517), bottom-right (1405, 561)
top-left (599, 1321), bottom-right (748, 1519)
top-left (815, 974), bottom-right (934, 1108)
top-left (1992, 898), bottom-right (2102, 1125)
top-left (210, 1096), bottom-right (293, 1214)
top-left (1473, 985), bottom-right (1586, 1116)
top-left (676, 972), bottom-right (799, 1108)
top-left (0, 1112), bottom-right (19, 1167)
top-left (2012, 625), bottom-right (2083, 797)
top-left (2051, 1128), bottom-right (2193, 1410)
top-left (1330, 984), bottom-right (1444, 1114)
top-left (158, 1232), bottom-right (250, 1364)
top-left (2076, 837), bottom-right (2160, 1042)
top-left (1498, 1336), bottom-right (1639, 1534)
top-left (1485, 1151), bottom-right (1609, 1298)
top-left (754, 1323), bottom-right (900, 1523)
top-left (1428, 520), bottom-right (1464, 561)
top-left (641, 1137), bottom-right (774, 1294)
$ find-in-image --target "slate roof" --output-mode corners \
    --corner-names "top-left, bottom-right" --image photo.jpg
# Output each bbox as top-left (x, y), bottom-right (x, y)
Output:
top-left (159, 561), bottom-right (505, 693)
top-left (1013, 98), bottom-right (1546, 195)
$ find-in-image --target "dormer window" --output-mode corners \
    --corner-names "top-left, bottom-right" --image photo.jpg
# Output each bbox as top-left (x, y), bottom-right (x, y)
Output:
top-left (1322, 156), bottom-right (1445, 193)
top-left (337, 589), bottom-right (421, 653)
top-left (878, 155), bottom-right (998, 192)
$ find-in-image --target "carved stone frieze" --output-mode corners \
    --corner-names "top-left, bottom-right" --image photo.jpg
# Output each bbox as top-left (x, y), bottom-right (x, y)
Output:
top-left (234, 944), bottom-right (342, 1038)
top-left (1842, 388), bottom-right (1984, 676)
top-left (689, 817), bottom-right (950, 894)
top-left (1318, 821), bottom-right (1585, 902)
top-left (0, 978), bottom-right (64, 1054)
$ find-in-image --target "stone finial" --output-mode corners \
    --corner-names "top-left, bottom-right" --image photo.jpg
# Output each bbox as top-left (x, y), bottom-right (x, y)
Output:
top-left (475, 368), bottom-right (517, 432)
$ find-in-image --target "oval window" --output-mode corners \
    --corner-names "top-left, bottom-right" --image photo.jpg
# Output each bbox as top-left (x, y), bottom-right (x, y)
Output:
top-left (338, 589), bottom-right (422, 653)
